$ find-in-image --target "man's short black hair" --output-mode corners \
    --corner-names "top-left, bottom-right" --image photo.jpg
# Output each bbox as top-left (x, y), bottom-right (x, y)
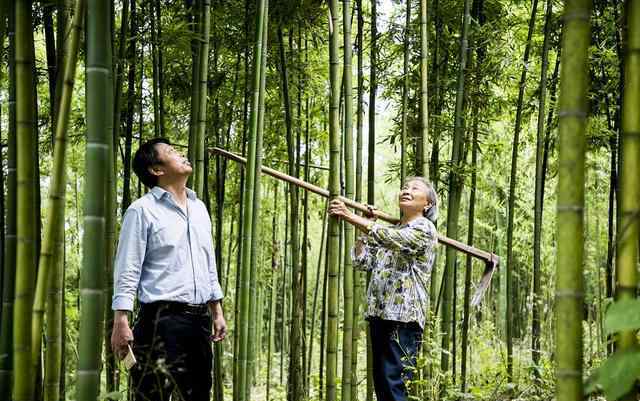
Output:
top-left (132, 137), bottom-right (171, 188)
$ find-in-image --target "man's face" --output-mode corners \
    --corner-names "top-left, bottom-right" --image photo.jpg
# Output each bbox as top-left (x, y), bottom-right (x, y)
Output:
top-left (152, 143), bottom-right (192, 180)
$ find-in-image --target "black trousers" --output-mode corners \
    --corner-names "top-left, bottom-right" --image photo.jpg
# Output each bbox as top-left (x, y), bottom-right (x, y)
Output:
top-left (369, 318), bottom-right (423, 401)
top-left (131, 303), bottom-right (213, 401)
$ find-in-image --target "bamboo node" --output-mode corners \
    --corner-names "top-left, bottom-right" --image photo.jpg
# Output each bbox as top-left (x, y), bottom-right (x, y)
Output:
top-left (556, 205), bottom-right (584, 212)
top-left (555, 290), bottom-right (584, 299)
top-left (556, 369), bottom-right (582, 378)
top-left (557, 110), bottom-right (587, 119)
top-left (561, 10), bottom-right (590, 22)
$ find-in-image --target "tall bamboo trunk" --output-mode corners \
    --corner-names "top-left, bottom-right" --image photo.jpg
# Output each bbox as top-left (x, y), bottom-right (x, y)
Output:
top-left (43, 5), bottom-right (57, 146)
top-left (505, 0), bottom-right (538, 379)
top-left (460, 106), bottom-right (479, 394)
top-left (613, 1), bottom-right (640, 399)
top-left (32, 1), bottom-right (85, 398)
top-left (112, 0), bottom-right (129, 164)
top-left (266, 182), bottom-right (280, 401)
top-left (532, 0), bottom-right (552, 374)
top-left (44, 223), bottom-right (64, 401)
top-left (327, 2), bottom-right (341, 400)
top-left (232, 21), bottom-right (249, 394)
top-left (429, 0), bottom-right (442, 191)
top-left (104, 18), bottom-right (118, 393)
top-left (247, 7), bottom-right (268, 397)
top-left (302, 42), bottom-right (310, 393)
top-left (428, 0), bottom-right (444, 319)
top-left (441, 0), bottom-right (472, 376)
top-left (187, 0), bottom-right (201, 170)
top-left (235, 0), bottom-right (267, 398)
top-left (55, 2), bottom-right (70, 123)
top-left (400, 0), bottom-right (410, 182)
top-left (43, 5), bottom-right (57, 141)
top-left (76, 1), bottom-right (112, 400)
top-left (419, 0), bottom-right (429, 177)
top-left (342, 0), bottom-right (355, 400)
top-left (14, 0), bottom-right (39, 399)
top-left (0, 4), bottom-right (16, 397)
top-left (194, 0), bottom-right (211, 195)
top-left (308, 205), bottom-right (327, 383)
top-left (555, 0), bottom-right (591, 397)
top-left (150, 0), bottom-right (160, 137)
top-left (122, 0), bottom-right (136, 213)
top-left (351, 1), bottom-right (364, 398)
top-left (366, 2), bottom-right (377, 399)
top-left (155, 0), bottom-right (165, 136)
top-left (278, 24), bottom-right (303, 401)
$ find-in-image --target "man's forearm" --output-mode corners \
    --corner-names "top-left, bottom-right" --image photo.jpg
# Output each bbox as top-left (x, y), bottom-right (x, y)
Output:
top-left (208, 300), bottom-right (224, 318)
top-left (114, 310), bottom-right (130, 326)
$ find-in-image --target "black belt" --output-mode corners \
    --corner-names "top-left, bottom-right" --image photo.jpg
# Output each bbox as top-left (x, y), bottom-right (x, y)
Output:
top-left (141, 301), bottom-right (209, 316)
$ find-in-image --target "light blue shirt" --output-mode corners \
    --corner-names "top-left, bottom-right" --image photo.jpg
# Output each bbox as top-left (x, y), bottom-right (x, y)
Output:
top-left (112, 186), bottom-right (224, 311)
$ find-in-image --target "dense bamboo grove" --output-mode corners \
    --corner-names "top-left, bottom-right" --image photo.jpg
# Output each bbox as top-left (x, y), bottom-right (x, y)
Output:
top-left (0, 0), bottom-right (639, 401)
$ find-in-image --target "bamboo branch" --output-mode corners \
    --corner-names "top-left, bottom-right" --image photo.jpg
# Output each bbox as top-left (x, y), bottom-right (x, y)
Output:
top-left (211, 146), bottom-right (501, 274)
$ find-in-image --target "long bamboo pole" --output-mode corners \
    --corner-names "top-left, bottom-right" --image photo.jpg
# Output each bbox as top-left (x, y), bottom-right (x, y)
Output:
top-left (326, 2), bottom-right (340, 400)
top-left (555, 0), bottom-right (591, 397)
top-left (14, 1), bottom-right (38, 399)
top-left (76, 0), bottom-right (111, 399)
top-left (31, 0), bottom-right (85, 382)
top-left (342, 0), bottom-right (355, 399)
top-left (0, 4), bottom-right (17, 397)
top-left (236, 0), bottom-right (267, 398)
top-left (211, 147), bottom-right (500, 270)
top-left (613, 0), bottom-right (640, 399)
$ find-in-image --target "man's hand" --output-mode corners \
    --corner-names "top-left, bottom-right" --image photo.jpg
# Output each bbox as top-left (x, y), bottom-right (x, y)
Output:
top-left (111, 311), bottom-right (134, 360)
top-left (211, 315), bottom-right (227, 342)
top-left (209, 301), bottom-right (227, 342)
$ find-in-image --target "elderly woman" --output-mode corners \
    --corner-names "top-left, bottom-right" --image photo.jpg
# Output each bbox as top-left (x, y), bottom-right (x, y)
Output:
top-left (328, 176), bottom-right (438, 401)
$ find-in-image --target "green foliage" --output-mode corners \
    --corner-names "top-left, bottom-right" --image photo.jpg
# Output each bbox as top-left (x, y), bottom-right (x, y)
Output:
top-left (586, 347), bottom-right (640, 401)
top-left (604, 299), bottom-right (640, 335)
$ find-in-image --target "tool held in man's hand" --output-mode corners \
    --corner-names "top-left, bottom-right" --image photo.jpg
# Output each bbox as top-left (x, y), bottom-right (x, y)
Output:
top-left (123, 344), bottom-right (136, 370)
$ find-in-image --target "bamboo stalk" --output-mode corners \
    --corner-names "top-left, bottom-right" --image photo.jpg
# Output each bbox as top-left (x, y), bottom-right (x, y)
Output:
top-left (14, 0), bottom-right (38, 399)
top-left (326, 2), bottom-right (341, 399)
top-left (32, 0), bottom-right (85, 385)
top-left (555, 0), bottom-right (591, 397)
top-left (342, 0), bottom-right (355, 399)
top-left (0, 4), bottom-right (17, 397)
top-left (211, 147), bottom-right (500, 269)
top-left (76, 0), bottom-right (111, 399)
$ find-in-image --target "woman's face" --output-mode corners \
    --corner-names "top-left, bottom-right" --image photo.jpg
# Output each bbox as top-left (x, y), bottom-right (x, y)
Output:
top-left (398, 179), bottom-right (431, 216)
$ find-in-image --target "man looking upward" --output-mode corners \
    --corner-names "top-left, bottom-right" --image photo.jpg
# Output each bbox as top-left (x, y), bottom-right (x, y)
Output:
top-left (110, 137), bottom-right (226, 401)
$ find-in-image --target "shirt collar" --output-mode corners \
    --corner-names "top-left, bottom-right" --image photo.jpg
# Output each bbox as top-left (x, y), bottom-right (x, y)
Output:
top-left (151, 186), bottom-right (197, 201)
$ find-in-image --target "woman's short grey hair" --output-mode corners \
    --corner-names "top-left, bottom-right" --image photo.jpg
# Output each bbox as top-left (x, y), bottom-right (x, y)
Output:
top-left (404, 176), bottom-right (438, 223)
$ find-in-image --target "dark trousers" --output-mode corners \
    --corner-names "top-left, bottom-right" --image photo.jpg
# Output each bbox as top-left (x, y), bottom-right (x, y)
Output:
top-left (131, 303), bottom-right (212, 401)
top-left (369, 318), bottom-right (423, 401)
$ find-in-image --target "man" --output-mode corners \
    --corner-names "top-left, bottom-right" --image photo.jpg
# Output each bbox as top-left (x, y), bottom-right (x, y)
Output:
top-left (110, 138), bottom-right (226, 401)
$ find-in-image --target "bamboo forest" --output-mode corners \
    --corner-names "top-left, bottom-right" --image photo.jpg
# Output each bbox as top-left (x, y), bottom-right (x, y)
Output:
top-left (0, 0), bottom-right (639, 400)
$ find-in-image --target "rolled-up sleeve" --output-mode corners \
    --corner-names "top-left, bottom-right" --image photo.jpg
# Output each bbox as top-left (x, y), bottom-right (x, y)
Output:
top-left (112, 208), bottom-right (147, 311)
top-left (369, 220), bottom-right (434, 255)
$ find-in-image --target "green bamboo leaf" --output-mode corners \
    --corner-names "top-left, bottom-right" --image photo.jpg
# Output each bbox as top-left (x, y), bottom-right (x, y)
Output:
top-left (604, 299), bottom-right (640, 335)
top-left (586, 348), bottom-right (640, 400)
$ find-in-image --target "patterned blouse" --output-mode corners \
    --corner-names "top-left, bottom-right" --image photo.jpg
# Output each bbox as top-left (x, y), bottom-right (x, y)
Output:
top-left (352, 216), bottom-right (438, 329)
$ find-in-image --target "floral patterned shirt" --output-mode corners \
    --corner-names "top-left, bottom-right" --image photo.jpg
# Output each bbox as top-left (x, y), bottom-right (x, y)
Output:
top-left (352, 216), bottom-right (437, 329)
